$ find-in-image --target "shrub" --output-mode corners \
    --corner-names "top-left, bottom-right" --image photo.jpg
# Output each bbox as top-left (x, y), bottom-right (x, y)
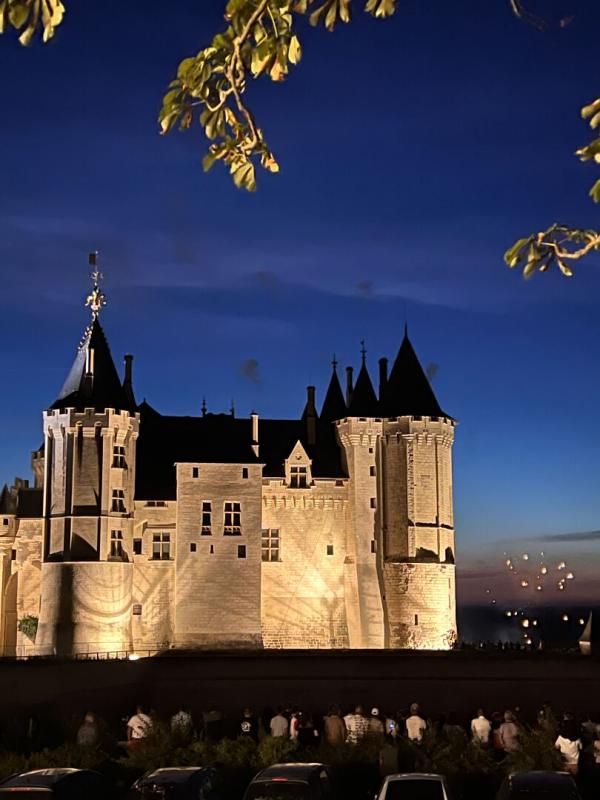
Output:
top-left (256, 736), bottom-right (297, 768)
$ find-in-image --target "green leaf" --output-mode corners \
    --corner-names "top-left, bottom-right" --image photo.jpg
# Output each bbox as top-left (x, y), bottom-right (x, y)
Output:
top-left (556, 258), bottom-right (573, 277)
top-left (202, 152), bottom-right (217, 172)
top-left (232, 161), bottom-right (256, 191)
top-left (581, 98), bottom-right (600, 121)
top-left (504, 237), bottom-right (532, 268)
top-left (8, 2), bottom-right (29, 29)
top-left (589, 179), bottom-right (600, 203)
top-left (251, 38), bottom-right (275, 77)
top-left (288, 34), bottom-right (302, 65)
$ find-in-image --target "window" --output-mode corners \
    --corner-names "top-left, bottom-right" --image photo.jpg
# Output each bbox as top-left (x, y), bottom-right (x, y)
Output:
top-left (261, 529), bottom-right (280, 562)
top-left (224, 501), bottom-right (241, 535)
top-left (289, 465), bottom-right (308, 488)
top-left (327, 545), bottom-right (334, 556)
top-left (201, 501), bottom-right (212, 535)
top-left (370, 497), bottom-right (376, 509)
top-left (192, 467), bottom-right (199, 478)
top-left (111, 489), bottom-right (126, 513)
top-left (210, 544), bottom-right (214, 554)
top-left (368, 447), bottom-right (374, 454)
top-left (133, 538), bottom-right (142, 555)
top-left (11, 549), bottom-right (16, 561)
top-left (237, 545), bottom-right (246, 559)
top-left (414, 614), bottom-right (419, 625)
top-left (110, 530), bottom-right (124, 559)
top-left (2, 518), bottom-right (8, 526)
top-left (335, 480), bottom-right (344, 487)
top-left (112, 445), bottom-right (126, 468)
top-left (242, 467), bottom-right (249, 479)
top-left (145, 501), bottom-right (167, 508)
top-left (152, 533), bottom-right (171, 560)
top-left (190, 542), bottom-right (197, 552)
top-left (371, 540), bottom-right (376, 553)
top-left (132, 604), bottom-right (142, 616)
top-left (369, 466), bottom-right (376, 477)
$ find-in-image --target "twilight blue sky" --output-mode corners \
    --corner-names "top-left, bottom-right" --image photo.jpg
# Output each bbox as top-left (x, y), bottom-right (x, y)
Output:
top-left (1, 0), bottom-right (600, 604)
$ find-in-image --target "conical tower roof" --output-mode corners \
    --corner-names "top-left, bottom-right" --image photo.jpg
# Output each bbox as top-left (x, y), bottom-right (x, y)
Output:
top-left (348, 360), bottom-right (379, 416)
top-left (381, 330), bottom-right (448, 418)
top-left (50, 317), bottom-right (134, 412)
top-left (320, 362), bottom-right (347, 421)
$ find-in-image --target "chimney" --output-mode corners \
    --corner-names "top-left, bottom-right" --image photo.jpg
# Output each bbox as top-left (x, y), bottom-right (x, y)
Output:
top-left (251, 412), bottom-right (259, 457)
top-left (345, 366), bottom-right (354, 407)
top-left (378, 357), bottom-right (388, 399)
top-left (124, 354), bottom-right (133, 385)
top-left (305, 386), bottom-right (317, 446)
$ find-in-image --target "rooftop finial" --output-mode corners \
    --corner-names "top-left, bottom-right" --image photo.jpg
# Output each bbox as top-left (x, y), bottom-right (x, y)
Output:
top-left (230, 398), bottom-right (235, 417)
top-left (85, 251), bottom-right (106, 320)
top-left (404, 322), bottom-right (408, 339)
top-left (331, 354), bottom-right (338, 371)
top-left (360, 339), bottom-right (367, 365)
top-left (201, 396), bottom-right (207, 417)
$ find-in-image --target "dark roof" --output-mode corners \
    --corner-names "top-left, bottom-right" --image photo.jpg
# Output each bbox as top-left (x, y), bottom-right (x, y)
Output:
top-left (17, 488), bottom-right (43, 518)
top-left (348, 362), bottom-right (379, 416)
top-left (0, 484), bottom-right (17, 515)
top-left (50, 318), bottom-right (135, 412)
top-left (135, 407), bottom-right (347, 500)
top-left (320, 367), bottom-right (347, 421)
top-left (380, 332), bottom-right (449, 418)
top-left (256, 764), bottom-right (328, 782)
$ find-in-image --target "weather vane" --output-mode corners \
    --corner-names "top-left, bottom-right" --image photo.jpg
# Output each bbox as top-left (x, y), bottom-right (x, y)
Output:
top-left (85, 251), bottom-right (106, 319)
top-left (360, 340), bottom-right (367, 364)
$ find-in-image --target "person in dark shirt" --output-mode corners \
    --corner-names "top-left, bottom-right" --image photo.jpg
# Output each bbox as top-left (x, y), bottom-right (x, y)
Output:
top-left (240, 707), bottom-right (259, 741)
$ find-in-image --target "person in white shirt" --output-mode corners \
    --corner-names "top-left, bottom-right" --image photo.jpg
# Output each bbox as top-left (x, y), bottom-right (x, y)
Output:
top-left (344, 705), bottom-right (369, 744)
top-left (171, 708), bottom-right (193, 738)
top-left (471, 709), bottom-right (491, 744)
top-left (127, 705), bottom-right (152, 746)
top-left (405, 703), bottom-right (427, 743)
top-left (270, 707), bottom-right (289, 738)
top-left (555, 716), bottom-right (582, 775)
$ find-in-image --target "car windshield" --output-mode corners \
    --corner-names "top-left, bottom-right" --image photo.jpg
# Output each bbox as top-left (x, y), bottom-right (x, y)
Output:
top-left (245, 781), bottom-right (311, 800)
top-left (385, 780), bottom-right (445, 800)
top-left (510, 787), bottom-right (579, 800)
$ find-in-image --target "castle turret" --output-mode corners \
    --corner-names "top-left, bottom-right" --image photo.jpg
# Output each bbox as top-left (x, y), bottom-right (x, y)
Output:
top-left (377, 330), bottom-right (457, 649)
top-left (35, 257), bottom-right (139, 656)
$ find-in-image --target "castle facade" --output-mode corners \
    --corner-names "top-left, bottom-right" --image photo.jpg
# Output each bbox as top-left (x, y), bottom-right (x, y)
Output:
top-left (0, 277), bottom-right (457, 656)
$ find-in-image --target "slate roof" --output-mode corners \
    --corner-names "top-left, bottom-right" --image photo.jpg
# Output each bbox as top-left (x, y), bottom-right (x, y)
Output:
top-left (320, 367), bottom-right (347, 422)
top-left (51, 318), bottom-right (134, 412)
top-left (348, 362), bottom-right (379, 417)
top-left (380, 331), bottom-right (449, 418)
top-left (135, 405), bottom-right (347, 500)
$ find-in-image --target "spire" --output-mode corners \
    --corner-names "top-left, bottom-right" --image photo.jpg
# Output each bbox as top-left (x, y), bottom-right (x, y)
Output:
top-left (348, 346), bottom-right (379, 417)
top-left (320, 359), bottom-right (347, 421)
top-left (50, 255), bottom-right (135, 412)
top-left (122, 354), bottom-right (136, 408)
top-left (201, 396), bottom-right (207, 417)
top-left (380, 330), bottom-right (448, 418)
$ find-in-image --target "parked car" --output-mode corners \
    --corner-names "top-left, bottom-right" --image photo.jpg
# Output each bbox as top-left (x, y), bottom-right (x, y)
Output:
top-left (497, 771), bottom-right (582, 800)
top-left (130, 767), bottom-right (217, 799)
top-left (243, 763), bottom-right (332, 800)
top-left (375, 773), bottom-right (451, 800)
top-left (0, 768), bottom-right (108, 799)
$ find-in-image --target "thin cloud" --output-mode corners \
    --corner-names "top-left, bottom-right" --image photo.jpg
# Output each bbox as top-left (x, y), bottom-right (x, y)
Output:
top-left (538, 530), bottom-right (600, 543)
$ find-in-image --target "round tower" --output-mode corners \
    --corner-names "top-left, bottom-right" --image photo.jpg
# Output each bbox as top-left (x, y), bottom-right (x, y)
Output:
top-left (35, 258), bottom-right (139, 656)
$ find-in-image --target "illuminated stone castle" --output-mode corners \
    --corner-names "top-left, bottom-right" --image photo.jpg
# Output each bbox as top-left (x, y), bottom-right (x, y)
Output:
top-left (0, 268), bottom-right (457, 656)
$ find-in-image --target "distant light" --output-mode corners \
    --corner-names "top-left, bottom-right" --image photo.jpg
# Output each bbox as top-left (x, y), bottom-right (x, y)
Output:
top-left (485, 588), bottom-right (491, 594)
top-left (128, 653), bottom-right (141, 661)
top-left (536, 585), bottom-right (543, 591)
top-left (566, 572), bottom-right (574, 580)
top-left (579, 618), bottom-right (585, 625)
top-left (532, 620), bottom-right (538, 627)
top-left (558, 561), bottom-right (566, 570)
top-left (562, 614), bottom-right (569, 622)
top-left (522, 553), bottom-right (529, 561)
top-left (521, 579), bottom-right (529, 588)
top-left (505, 559), bottom-right (512, 567)
top-left (506, 611), bottom-right (513, 617)
top-left (540, 566), bottom-right (548, 575)
top-left (522, 619), bottom-right (530, 628)
top-left (525, 638), bottom-right (532, 645)
top-left (558, 583), bottom-right (565, 591)
top-left (491, 599), bottom-right (497, 605)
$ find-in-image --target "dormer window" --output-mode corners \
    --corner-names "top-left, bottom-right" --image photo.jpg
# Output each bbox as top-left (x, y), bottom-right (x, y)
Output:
top-left (290, 465), bottom-right (308, 489)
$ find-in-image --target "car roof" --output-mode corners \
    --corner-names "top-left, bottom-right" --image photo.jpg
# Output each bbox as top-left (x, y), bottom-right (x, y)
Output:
top-left (1, 769), bottom-right (87, 788)
top-left (141, 768), bottom-right (208, 785)
top-left (255, 764), bottom-right (328, 781)
top-left (385, 774), bottom-right (445, 782)
top-left (510, 772), bottom-right (575, 787)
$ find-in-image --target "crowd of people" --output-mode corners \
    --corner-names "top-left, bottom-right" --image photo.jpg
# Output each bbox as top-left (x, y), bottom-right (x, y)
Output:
top-left (72, 701), bottom-right (600, 776)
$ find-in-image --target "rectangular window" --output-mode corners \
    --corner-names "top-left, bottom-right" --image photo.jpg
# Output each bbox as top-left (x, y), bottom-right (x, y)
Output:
top-left (190, 542), bottom-right (197, 552)
top-left (335, 480), bottom-right (344, 487)
top-left (369, 466), bottom-right (376, 477)
top-left (192, 467), bottom-right (199, 478)
top-left (415, 614), bottom-right (419, 625)
top-left (152, 533), bottom-right (171, 560)
top-left (368, 447), bottom-right (374, 454)
top-left (210, 544), bottom-right (214, 554)
top-left (132, 604), bottom-right (142, 616)
top-left (201, 501), bottom-right (212, 535)
top-left (242, 467), bottom-right (249, 479)
top-left (237, 545), bottom-right (246, 559)
top-left (371, 540), bottom-right (376, 553)
top-left (112, 445), bottom-right (126, 468)
top-left (145, 501), bottom-right (166, 508)
top-left (111, 489), bottom-right (126, 513)
top-left (290, 465), bottom-right (308, 488)
top-left (223, 501), bottom-right (241, 535)
top-left (3, 518), bottom-right (8, 526)
top-left (261, 529), bottom-right (280, 562)
top-left (110, 530), bottom-right (124, 559)
top-left (133, 538), bottom-right (142, 555)
top-left (370, 497), bottom-right (376, 509)
top-left (327, 545), bottom-right (334, 556)
top-left (11, 549), bottom-right (16, 561)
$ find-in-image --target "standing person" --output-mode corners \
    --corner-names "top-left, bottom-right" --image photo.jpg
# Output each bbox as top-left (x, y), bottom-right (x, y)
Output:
top-left (344, 705), bottom-right (369, 744)
top-left (297, 713), bottom-right (318, 748)
top-left (270, 707), bottom-right (289, 738)
top-left (555, 714), bottom-right (582, 775)
top-left (127, 705), bottom-right (153, 748)
top-left (406, 703), bottom-right (427, 743)
top-left (76, 712), bottom-right (99, 748)
top-left (471, 708), bottom-right (491, 745)
top-left (368, 708), bottom-right (385, 743)
top-left (289, 709), bottom-right (301, 741)
top-left (171, 707), bottom-right (194, 739)
top-left (499, 710), bottom-right (520, 753)
top-left (203, 707), bottom-right (224, 742)
top-left (323, 706), bottom-right (346, 747)
top-left (240, 708), bottom-right (259, 741)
